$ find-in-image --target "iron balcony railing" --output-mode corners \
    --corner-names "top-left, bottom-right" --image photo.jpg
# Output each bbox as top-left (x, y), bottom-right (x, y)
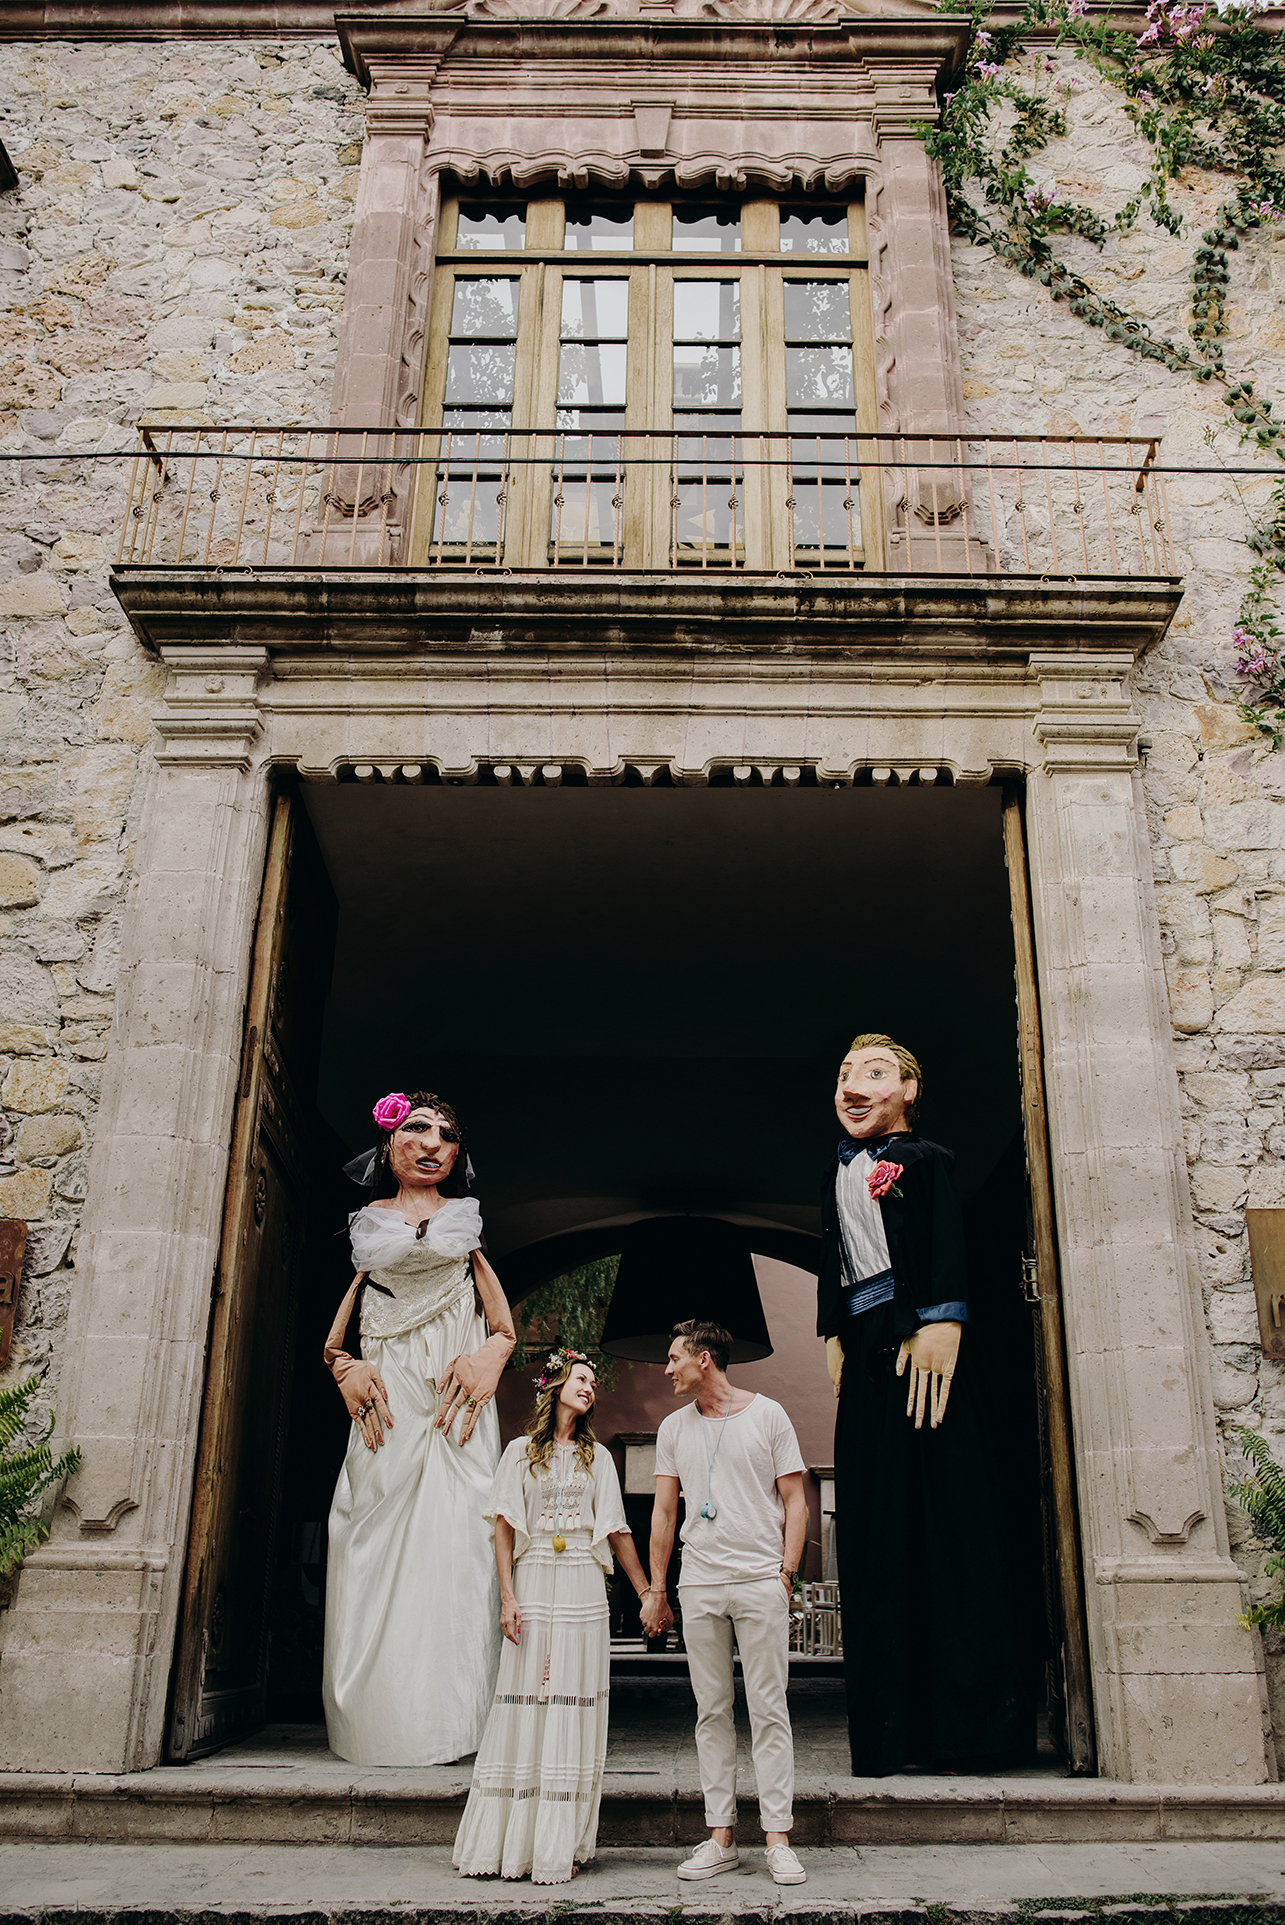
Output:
top-left (116, 426), bottom-right (1176, 578)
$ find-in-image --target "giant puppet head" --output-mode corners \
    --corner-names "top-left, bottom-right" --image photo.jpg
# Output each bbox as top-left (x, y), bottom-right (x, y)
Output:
top-left (834, 1033), bottom-right (921, 1142)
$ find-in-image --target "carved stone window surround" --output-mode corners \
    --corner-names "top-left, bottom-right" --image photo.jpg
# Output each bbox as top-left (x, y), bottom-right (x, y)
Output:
top-left (332, 15), bottom-right (971, 467)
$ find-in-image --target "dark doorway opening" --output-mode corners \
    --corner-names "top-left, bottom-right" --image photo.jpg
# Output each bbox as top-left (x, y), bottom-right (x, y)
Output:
top-left (180, 779), bottom-right (1065, 1767)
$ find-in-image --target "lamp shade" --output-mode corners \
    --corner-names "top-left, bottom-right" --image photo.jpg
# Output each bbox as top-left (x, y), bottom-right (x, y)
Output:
top-left (599, 1215), bottom-right (773, 1364)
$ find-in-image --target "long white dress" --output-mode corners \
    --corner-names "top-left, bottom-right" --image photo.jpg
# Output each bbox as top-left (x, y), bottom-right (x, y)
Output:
top-left (453, 1437), bottom-right (628, 1883)
top-left (323, 1198), bottom-right (501, 1766)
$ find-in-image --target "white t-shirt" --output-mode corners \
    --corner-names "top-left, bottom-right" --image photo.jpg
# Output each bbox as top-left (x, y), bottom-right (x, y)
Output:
top-left (654, 1393), bottom-right (806, 1587)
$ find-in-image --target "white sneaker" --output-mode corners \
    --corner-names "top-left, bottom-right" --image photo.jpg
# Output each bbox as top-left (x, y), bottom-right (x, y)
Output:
top-left (677, 1837), bottom-right (740, 1880)
top-left (765, 1843), bottom-right (806, 1885)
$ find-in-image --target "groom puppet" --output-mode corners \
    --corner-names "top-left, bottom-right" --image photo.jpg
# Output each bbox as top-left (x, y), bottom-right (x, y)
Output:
top-left (818, 1033), bottom-right (1024, 1777)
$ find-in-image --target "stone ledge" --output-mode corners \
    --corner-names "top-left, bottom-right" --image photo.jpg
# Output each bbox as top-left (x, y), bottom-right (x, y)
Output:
top-left (3, 1774), bottom-right (1285, 1848)
top-left (111, 568), bottom-right (1183, 659)
top-left (0, 1899), bottom-right (1284, 1925)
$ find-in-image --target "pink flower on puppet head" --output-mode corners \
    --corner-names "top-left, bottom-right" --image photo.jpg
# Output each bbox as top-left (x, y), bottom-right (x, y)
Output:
top-left (372, 1091), bottom-right (412, 1132)
top-left (867, 1160), bottom-right (904, 1201)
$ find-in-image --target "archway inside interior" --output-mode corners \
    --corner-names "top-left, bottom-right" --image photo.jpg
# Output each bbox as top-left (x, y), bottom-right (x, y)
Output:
top-left (262, 778), bottom-right (1047, 1756)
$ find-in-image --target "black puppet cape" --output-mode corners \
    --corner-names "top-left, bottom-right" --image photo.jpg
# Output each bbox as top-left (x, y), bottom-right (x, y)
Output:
top-left (816, 1132), bottom-right (969, 1341)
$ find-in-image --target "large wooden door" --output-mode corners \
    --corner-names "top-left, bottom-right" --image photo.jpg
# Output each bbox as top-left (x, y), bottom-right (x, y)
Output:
top-left (168, 791), bottom-right (337, 1760)
top-left (1003, 787), bottom-right (1096, 1774)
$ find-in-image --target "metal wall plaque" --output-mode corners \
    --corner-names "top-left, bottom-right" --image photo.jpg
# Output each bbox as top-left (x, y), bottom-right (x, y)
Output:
top-left (0, 1218), bottom-right (28, 1371)
top-left (1246, 1208), bottom-right (1285, 1361)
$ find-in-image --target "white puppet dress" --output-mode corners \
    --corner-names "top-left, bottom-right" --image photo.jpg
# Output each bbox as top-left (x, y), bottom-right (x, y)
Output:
top-left (323, 1198), bottom-right (501, 1765)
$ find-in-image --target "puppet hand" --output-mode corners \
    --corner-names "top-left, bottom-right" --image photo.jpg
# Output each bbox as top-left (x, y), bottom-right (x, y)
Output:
top-left (826, 1335), bottom-right (844, 1398)
top-left (895, 1321), bottom-right (961, 1430)
top-left (437, 1342), bottom-right (505, 1442)
top-left (335, 1360), bottom-right (392, 1450)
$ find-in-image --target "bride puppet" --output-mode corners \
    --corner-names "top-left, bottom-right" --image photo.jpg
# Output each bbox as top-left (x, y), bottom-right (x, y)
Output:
top-left (322, 1089), bottom-right (516, 1765)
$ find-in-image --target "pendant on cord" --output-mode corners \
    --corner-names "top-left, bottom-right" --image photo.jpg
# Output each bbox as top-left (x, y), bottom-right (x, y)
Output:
top-left (552, 1533), bottom-right (566, 1553)
top-left (700, 1502), bottom-right (717, 1520)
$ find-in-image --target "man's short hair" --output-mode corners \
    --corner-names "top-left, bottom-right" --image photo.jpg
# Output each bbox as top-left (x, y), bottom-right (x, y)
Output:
top-left (672, 1319), bottom-right (733, 1373)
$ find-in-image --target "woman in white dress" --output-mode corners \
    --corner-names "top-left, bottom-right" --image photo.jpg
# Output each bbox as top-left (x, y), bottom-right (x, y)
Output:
top-left (454, 1349), bottom-right (651, 1884)
top-left (322, 1088), bottom-right (515, 1766)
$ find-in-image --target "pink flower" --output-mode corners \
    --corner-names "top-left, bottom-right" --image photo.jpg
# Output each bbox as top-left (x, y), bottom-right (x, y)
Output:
top-left (373, 1091), bottom-right (412, 1131)
top-left (867, 1160), bottom-right (905, 1201)
top-left (976, 59), bottom-right (1001, 78)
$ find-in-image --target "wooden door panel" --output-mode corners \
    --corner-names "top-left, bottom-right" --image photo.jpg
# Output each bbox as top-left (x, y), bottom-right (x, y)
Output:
top-left (169, 792), bottom-right (336, 1760)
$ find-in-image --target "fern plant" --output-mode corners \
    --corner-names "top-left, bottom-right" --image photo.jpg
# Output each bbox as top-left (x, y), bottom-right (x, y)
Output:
top-left (0, 1376), bottom-right (80, 1581)
top-left (1233, 1427), bottom-right (1285, 1629)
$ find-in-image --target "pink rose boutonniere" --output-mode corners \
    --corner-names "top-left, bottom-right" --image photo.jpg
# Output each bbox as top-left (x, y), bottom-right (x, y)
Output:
top-left (867, 1160), bottom-right (904, 1201)
top-left (372, 1091), bottom-right (412, 1131)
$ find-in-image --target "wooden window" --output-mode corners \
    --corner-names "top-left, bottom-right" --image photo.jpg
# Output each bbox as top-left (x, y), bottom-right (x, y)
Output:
top-left (414, 191), bottom-right (877, 568)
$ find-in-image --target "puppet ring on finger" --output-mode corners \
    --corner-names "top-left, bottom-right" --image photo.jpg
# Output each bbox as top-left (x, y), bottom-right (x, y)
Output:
top-left (465, 1395), bottom-right (478, 1410)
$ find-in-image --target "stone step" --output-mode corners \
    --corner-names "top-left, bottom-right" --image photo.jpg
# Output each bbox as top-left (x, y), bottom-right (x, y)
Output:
top-left (3, 1772), bottom-right (1285, 1848)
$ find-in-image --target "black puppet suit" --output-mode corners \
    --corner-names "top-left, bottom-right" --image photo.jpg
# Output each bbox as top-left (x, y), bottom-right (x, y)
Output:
top-left (819, 1132), bottom-right (1027, 1777)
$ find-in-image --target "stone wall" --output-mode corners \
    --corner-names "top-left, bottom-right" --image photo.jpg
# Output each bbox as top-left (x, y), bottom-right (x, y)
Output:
top-left (951, 45), bottom-right (1285, 1769)
top-left (0, 39), bottom-right (360, 1473)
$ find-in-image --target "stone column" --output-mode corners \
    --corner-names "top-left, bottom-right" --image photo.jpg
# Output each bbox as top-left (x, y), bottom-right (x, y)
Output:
top-left (1025, 652), bottom-right (1274, 1784)
top-left (868, 69), bottom-right (983, 571)
top-left (326, 52), bottom-right (448, 563)
top-left (0, 654), bottom-right (271, 1773)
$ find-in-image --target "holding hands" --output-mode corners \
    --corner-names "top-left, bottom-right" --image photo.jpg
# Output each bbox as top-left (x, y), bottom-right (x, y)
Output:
top-left (640, 1587), bottom-right (673, 1640)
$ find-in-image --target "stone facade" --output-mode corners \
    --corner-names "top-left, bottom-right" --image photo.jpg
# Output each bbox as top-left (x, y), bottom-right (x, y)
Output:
top-left (0, 8), bottom-right (1283, 1784)
top-left (950, 44), bottom-right (1285, 1773)
top-left (0, 36), bottom-right (361, 1453)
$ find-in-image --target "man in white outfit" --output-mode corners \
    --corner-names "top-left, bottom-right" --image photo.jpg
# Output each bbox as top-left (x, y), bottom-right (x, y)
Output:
top-left (641, 1320), bottom-right (809, 1887)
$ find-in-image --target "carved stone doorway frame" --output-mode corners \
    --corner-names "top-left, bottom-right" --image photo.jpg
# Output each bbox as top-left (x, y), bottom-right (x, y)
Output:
top-left (0, 620), bottom-right (1273, 1788)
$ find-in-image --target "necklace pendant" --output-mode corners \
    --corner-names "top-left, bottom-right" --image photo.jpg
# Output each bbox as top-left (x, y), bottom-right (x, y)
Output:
top-left (552, 1533), bottom-right (566, 1553)
top-left (701, 1502), bottom-right (717, 1521)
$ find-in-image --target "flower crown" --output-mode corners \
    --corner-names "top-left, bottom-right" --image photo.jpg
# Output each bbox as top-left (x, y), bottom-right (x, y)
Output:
top-left (534, 1347), bottom-right (591, 1392)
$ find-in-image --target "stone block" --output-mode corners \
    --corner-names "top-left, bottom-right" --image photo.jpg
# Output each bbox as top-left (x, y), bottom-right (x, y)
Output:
top-left (14, 1114), bottom-right (80, 1159)
top-left (1220, 976), bottom-right (1285, 1032)
top-left (0, 1024), bottom-right (51, 1055)
top-left (0, 1167), bottom-right (50, 1218)
top-left (1165, 961), bottom-right (1213, 1033)
top-left (1170, 844), bottom-right (1241, 893)
top-left (0, 575), bottom-right (67, 620)
top-left (2, 1057), bottom-right (69, 1113)
top-left (0, 855), bottom-right (40, 908)
top-left (1198, 703), bottom-right (1262, 750)
top-left (0, 952), bottom-right (58, 1028)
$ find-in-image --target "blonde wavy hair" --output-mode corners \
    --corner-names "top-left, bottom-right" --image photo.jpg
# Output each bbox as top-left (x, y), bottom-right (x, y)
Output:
top-left (524, 1351), bottom-right (598, 1477)
top-left (845, 1032), bottom-right (923, 1124)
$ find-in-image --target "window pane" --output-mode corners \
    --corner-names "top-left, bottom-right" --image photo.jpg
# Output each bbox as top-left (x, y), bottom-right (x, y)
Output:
top-left (555, 408), bottom-right (627, 437)
top-left (561, 279), bottom-right (630, 340)
top-left (672, 206), bottom-right (741, 253)
top-left (449, 277), bottom-right (519, 338)
top-left (780, 208), bottom-right (849, 254)
top-left (565, 203), bottom-right (633, 250)
top-left (455, 203), bottom-right (526, 250)
top-left (674, 344), bottom-right (741, 408)
top-left (786, 345), bottom-right (853, 406)
top-left (445, 341), bottom-right (515, 404)
top-left (559, 341), bottom-right (628, 406)
top-left (783, 280), bottom-right (852, 343)
top-left (673, 280), bottom-right (740, 342)
top-left (442, 408), bottom-right (511, 463)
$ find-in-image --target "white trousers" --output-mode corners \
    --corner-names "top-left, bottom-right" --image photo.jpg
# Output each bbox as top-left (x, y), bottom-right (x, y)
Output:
top-left (679, 1576), bottom-right (794, 1833)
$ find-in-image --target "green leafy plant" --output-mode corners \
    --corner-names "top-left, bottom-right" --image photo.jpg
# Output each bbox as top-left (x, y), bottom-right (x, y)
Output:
top-left (1232, 1426), bottom-right (1285, 1629)
top-left (510, 1255), bottom-right (623, 1390)
top-left (0, 1375), bottom-right (80, 1582)
top-left (924, 0), bottom-right (1285, 724)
